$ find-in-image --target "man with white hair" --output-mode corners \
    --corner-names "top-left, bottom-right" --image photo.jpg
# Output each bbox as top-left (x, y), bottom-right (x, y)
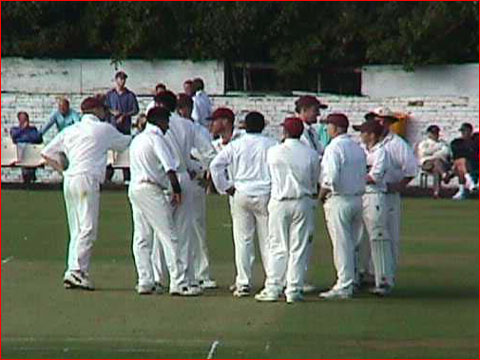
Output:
top-left (41, 97), bottom-right (131, 290)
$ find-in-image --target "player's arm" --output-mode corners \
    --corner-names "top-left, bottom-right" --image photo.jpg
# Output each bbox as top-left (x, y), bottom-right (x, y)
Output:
top-left (367, 148), bottom-right (386, 185)
top-left (319, 146), bottom-right (340, 202)
top-left (153, 136), bottom-right (182, 205)
top-left (40, 132), bottom-right (66, 173)
top-left (108, 126), bottom-right (131, 152)
top-left (209, 145), bottom-right (234, 195)
top-left (388, 143), bottom-right (417, 192)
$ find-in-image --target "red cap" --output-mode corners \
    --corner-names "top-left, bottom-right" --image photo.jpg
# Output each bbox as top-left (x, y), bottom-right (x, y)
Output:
top-left (295, 95), bottom-right (328, 110)
top-left (80, 97), bottom-right (104, 112)
top-left (282, 117), bottom-right (304, 137)
top-left (211, 107), bottom-right (235, 121)
top-left (325, 113), bottom-right (349, 129)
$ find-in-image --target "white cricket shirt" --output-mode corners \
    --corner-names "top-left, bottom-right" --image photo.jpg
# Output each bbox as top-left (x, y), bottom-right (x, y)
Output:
top-left (192, 90), bottom-right (212, 128)
top-left (363, 142), bottom-right (389, 193)
top-left (382, 132), bottom-right (418, 184)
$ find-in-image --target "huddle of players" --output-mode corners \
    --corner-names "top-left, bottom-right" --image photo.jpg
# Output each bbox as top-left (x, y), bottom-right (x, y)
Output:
top-left (41, 91), bottom-right (417, 302)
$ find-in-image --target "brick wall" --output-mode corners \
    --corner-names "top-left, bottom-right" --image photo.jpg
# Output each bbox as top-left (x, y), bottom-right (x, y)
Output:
top-left (2, 92), bottom-right (478, 184)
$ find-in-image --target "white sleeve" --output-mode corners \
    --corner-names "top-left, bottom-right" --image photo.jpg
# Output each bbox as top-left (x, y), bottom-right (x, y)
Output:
top-left (41, 131), bottom-right (65, 160)
top-left (193, 126), bottom-right (216, 168)
top-left (153, 137), bottom-right (177, 173)
top-left (209, 144), bottom-right (234, 194)
top-left (321, 145), bottom-right (341, 191)
top-left (108, 127), bottom-right (131, 152)
top-left (369, 148), bottom-right (386, 184)
top-left (192, 97), bottom-right (200, 123)
top-left (400, 142), bottom-right (418, 178)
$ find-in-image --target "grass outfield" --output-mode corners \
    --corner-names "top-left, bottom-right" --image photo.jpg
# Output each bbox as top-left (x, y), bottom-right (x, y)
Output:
top-left (1, 190), bottom-right (478, 359)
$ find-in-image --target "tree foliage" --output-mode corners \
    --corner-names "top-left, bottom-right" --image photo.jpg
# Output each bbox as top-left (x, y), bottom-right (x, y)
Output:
top-left (2, 1), bottom-right (478, 73)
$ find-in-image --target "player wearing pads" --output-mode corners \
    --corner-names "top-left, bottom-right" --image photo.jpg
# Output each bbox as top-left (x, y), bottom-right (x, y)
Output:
top-left (255, 117), bottom-right (320, 304)
top-left (210, 112), bottom-right (277, 297)
top-left (41, 97), bottom-right (131, 290)
top-left (319, 113), bottom-right (367, 300)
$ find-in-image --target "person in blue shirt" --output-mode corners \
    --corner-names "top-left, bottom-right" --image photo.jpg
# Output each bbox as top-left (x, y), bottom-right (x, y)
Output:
top-left (10, 111), bottom-right (43, 184)
top-left (41, 98), bottom-right (80, 136)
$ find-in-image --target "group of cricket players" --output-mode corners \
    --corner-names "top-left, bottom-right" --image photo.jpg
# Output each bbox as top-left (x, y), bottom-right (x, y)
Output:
top-left (41, 89), bottom-right (417, 303)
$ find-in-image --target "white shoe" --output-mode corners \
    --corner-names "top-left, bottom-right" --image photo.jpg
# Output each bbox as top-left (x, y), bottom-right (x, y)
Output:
top-left (199, 279), bottom-right (218, 289)
top-left (233, 285), bottom-right (251, 298)
top-left (369, 283), bottom-right (393, 297)
top-left (63, 271), bottom-right (95, 291)
top-left (286, 292), bottom-right (304, 304)
top-left (302, 283), bottom-right (317, 294)
top-left (170, 286), bottom-right (203, 296)
top-left (452, 189), bottom-right (467, 200)
top-left (136, 284), bottom-right (155, 295)
top-left (229, 283), bottom-right (237, 292)
top-left (319, 287), bottom-right (353, 300)
top-left (254, 289), bottom-right (280, 302)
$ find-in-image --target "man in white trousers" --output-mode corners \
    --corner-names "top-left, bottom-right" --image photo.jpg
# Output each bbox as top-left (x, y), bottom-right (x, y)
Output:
top-left (319, 113), bottom-right (367, 300)
top-left (41, 97), bottom-right (131, 290)
top-left (367, 107), bottom-right (417, 279)
top-left (129, 107), bottom-right (197, 295)
top-left (295, 95), bottom-right (327, 293)
top-left (353, 120), bottom-right (395, 296)
top-left (210, 112), bottom-right (277, 297)
top-left (255, 117), bottom-right (320, 303)
top-left (151, 91), bottom-right (216, 293)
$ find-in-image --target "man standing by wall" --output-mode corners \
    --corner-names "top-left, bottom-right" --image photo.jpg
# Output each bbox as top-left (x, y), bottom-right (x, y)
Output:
top-left (40, 98), bottom-right (81, 136)
top-left (192, 77), bottom-right (212, 128)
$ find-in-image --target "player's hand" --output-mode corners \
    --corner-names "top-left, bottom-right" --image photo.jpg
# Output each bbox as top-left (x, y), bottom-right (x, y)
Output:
top-left (171, 193), bottom-right (182, 206)
top-left (116, 114), bottom-right (126, 124)
top-left (226, 186), bottom-right (236, 196)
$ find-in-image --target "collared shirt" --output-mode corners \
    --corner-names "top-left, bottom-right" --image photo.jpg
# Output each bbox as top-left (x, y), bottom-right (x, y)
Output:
top-left (10, 126), bottom-right (42, 144)
top-left (105, 87), bottom-right (140, 135)
top-left (321, 134), bottom-right (366, 196)
top-left (417, 137), bottom-right (451, 164)
top-left (268, 139), bottom-right (320, 201)
top-left (363, 142), bottom-right (389, 193)
top-left (210, 133), bottom-right (278, 196)
top-left (165, 112), bottom-right (216, 173)
top-left (381, 132), bottom-right (418, 184)
top-left (211, 128), bottom-right (245, 153)
top-left (129, 123), bottom-right (178, 189)
top-left (41, 114), bottom-right (131, 182)
top-left (300, 123), bottom-right (324, 160)
top-left (192, 90), bottom-right (212, 128)
top-left (41, 109), bottom-right (81, 135)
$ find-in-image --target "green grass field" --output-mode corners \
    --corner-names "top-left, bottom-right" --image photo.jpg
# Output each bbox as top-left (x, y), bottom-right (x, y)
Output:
top-left (1, 190), bottom-right (479, 359)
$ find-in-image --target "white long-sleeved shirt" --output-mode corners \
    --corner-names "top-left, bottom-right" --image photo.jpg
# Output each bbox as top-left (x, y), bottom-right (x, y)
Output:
top-left (382, 132), bottom-right (418, 185)
top-left (210, 133), bottom-right (278, 196)
top-left (192, 90), bottom-right (212, 128)
top-left (129, 123), bottom-right (178, 189)
top-left (363, 142), bottom-right (389, 193)
top-left (417, 137), bottom-right (451, 164)
top-left (267, 139), bottom-right (320, 201)
top-left (321, 134), bottom-right (366, 196)
top-left (41, 114), bottom-right (131, 182)
top-left (211, 128), bottom-right (245, 153)
top-left (165, 113), bottom-right (216, 173)
top-left (300, 123), bottom-right (324, 160)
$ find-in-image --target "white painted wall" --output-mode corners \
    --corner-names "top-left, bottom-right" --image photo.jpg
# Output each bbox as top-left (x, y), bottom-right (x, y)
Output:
top-left (1, 57), bottom-right (225, 95)
top-left (362, 64), bottom-right (479, 98)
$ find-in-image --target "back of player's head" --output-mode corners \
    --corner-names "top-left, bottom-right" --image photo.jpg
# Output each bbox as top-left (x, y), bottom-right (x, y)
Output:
top-left (147, 107), bottom-right (171, 124)
top-left (192, 78), bottom-right (204, 92)
top-left (154, 91), bottom-right (177, 113)
top-left (245, 111), bottom-right (265, 133)
top-left (177, 93), bottom-right (194, 110)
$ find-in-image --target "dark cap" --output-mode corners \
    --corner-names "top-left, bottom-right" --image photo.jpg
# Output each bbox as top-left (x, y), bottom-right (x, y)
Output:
top-left (80, 97), bottom-right (105, 112)
top-left (210, 107), bottom-right (235, 122)
top-left (115, 70), bottom-right (128, 79)
top-left (282, 117), bottom-right (304, 137)
top-left (155, 90), bottom-right (178, 113)
top-left (147, 106), bottom-right (171, 123)
top-left (426, 125), bottom-right (440, 134)
top-left (353, 120), bottom-right (384, 136)
top-left (325, 113), bottom-right (349, 129)
top-left (459, 122), bottom-right (473, 132)
top-left (295, 95), bottom-right (328, 110)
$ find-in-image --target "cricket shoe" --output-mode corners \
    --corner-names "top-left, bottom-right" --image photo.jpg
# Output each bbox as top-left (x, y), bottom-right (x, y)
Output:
top-left (233, 285), bottom-right (251, 298)
top-left (254, 288), bottom-right (280, 302)
top-left (452, 189), bottom-right (468, 200)
top-left (369, 283), bottom-right (393, 297)
top-left (170, 286), bottom-right (203, 296)
top-left (63, 271), bottom-right (95, 291)
top-left (136, 284), bottom-right (155, 295)
top-left (199, 279), bottom-right (218, 289)
top-left (286, 291), bottom-right (304, 304)
top-left (319, 287), bottom-right (353, 300)
top-left (154, 282), bottom-right (166, 294)
top-left (302, 283), bottom-right (317, 294)
top-left (229, 283), bottom-right (237, 292)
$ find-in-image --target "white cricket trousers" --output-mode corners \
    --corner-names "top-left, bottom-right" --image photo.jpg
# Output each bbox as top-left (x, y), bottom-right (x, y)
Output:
top-left (129, 183), bottom-right (188, 291)
top-left (63, 174), bottom-right (100, 275)
top-left (231, 191), bottom-right (270, 288)
top-left (386, 192), bottom-right (401, 274)
top-left (264, 197), bottom-right (314, 295)
top-left (360, 193), bottom-right (394, 287)
top-left (190, 181), bottom-right (212, 282)
top-left (151, 171), bottom-right (195, 285)
top-left (324, 195), bottom-right (363, 290)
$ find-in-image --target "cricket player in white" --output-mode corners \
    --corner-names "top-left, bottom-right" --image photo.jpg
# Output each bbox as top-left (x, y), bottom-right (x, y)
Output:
top-left (255, 117), bottom-right (320, 304)
top-left (367, 107), bottom-right (418, 277)
top-left (319, 113), bottom-right (366, 299)
top-left (210, 112), bottom-right (277, 297)
top-left (129, 107), bottom-right (197, 295)
top-left (354, 120), bottom-right (395, 296)
top-left (41, 97), bottom-right (131, 290)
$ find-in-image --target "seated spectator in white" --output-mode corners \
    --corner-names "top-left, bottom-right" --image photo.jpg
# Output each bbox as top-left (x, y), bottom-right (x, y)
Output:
top-left (183, 79), bottom-right (194, 97)
top-left (448, 123), bottom-right (479, 200)
top-left (146, 83), bottom-right (167, 114)
top-left (10, 111), bottom-right (43, 184)
top-left (417, 125), bottom-right (451, 198)
top-left (41, 98), bottom-right (80, 136)
top-left (192, 78), bottom-right (212, 128)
